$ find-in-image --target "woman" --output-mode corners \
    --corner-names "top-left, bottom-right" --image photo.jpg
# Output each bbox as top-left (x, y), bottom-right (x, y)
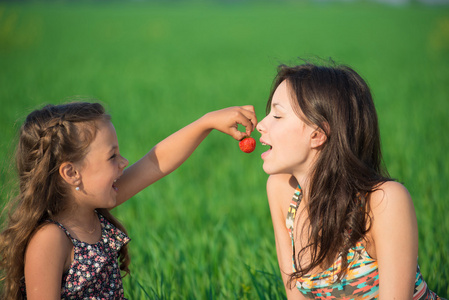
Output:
top-left (256, 62), bottom-right (443, 299)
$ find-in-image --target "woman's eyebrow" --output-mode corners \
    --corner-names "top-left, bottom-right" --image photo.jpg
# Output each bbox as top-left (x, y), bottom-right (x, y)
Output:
top-left (272, 102), bottom-right (285, 110)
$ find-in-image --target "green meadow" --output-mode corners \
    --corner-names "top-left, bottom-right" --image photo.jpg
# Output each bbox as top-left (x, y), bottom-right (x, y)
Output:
top-left (1, 1), bottom-right (448, 298)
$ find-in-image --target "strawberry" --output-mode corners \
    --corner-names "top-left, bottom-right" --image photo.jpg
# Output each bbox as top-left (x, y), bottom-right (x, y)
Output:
top-left (239, 137), bottom-right (256, 153)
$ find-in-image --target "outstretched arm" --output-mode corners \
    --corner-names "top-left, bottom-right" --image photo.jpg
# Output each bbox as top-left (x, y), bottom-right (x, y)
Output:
top-left (115, 105), bottom-right (257, 205)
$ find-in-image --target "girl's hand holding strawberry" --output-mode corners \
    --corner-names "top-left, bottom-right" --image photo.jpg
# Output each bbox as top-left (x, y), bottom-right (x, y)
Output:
top-left (201, 105), bottom-right (257, 141)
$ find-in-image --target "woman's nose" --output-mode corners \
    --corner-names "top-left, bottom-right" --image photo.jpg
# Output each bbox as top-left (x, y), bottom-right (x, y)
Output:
top-left (256, 116), bottom-right (266, 133)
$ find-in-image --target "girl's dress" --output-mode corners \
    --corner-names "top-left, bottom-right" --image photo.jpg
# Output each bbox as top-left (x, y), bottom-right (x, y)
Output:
top-left (21, 212), bottom-right (130, 299)
top-left (287, 185), bottom-right (445, 300)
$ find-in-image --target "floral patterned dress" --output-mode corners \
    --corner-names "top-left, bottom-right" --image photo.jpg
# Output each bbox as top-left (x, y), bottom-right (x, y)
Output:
top-left (21, 212), bottom-right (130, 299)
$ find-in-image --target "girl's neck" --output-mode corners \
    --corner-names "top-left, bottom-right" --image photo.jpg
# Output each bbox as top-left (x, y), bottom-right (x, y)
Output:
top-left (55, 208), bottom-right (100, 236)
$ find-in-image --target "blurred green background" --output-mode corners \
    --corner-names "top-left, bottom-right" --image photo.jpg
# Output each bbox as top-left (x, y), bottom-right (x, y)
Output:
top-left (1, 1), bottom-right (448, 298)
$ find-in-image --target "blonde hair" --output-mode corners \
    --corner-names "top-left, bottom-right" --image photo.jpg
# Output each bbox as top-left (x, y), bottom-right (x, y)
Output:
top-left (0, 102), bottom-right (130, 299)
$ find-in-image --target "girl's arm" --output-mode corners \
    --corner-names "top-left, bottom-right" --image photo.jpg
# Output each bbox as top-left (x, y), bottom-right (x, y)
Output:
top-left (115, 105), bottom-right (257, 205)
top-left (266, 174), bottom-right (307, 300)
top-left (369, 181), bottom-right (418, 298)
top-left (24, 224), bottom-right (72, 300)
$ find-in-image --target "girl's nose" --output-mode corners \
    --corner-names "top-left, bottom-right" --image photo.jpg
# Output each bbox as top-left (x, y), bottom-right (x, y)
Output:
top-left (120, 155), bottom-right (129, 169)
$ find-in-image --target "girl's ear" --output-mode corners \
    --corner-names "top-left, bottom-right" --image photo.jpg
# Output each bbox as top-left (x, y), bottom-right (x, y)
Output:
top-left (311, 127), bottom-right (328, 149)
top-left (59, 162), bottom-right (81, 186)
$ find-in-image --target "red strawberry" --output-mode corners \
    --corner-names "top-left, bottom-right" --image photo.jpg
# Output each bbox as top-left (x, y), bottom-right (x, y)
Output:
top-left (239, 137), bottom-right (256, 153)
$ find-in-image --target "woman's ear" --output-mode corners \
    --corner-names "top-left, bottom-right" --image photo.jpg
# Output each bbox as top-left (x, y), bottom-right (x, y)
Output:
top-left (59, 162), bottom-right (80, 186)
top-left (311, 127), bottom-right (328, 149)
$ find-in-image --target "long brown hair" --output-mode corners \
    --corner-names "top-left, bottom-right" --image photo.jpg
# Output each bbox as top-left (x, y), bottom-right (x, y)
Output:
top-left (0, 102), bottom-right (130, 299)
top-left (267, 62), bottom-right (392, 285)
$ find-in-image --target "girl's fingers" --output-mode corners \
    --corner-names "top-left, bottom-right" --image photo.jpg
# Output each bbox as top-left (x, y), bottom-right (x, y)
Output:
top-left (240, 104), bottom-right (255, 112)
top-left (211, 106), bottom-right (257, 140)
top-left (238, 105), bottom-right (257, 136)
top-left (229, 127), bottom-right (246, 141)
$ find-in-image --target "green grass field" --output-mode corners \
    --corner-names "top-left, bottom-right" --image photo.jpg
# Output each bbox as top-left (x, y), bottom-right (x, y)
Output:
top-left (1, 1), bottom-right (448, 298)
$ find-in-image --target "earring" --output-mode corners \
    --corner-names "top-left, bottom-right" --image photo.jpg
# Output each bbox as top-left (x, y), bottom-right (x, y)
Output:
top-left (75, 186), bottom-right (80, 191)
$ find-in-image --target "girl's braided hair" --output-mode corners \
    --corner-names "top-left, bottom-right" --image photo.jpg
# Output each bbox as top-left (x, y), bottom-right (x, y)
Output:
top-left (0, 102), bottom-right (130, 299)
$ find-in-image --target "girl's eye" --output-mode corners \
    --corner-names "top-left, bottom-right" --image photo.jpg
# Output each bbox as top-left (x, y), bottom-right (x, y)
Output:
top-left (273, 116), bottom-right (281, 119)
top-left (109, 154), bottom-right (117, 160)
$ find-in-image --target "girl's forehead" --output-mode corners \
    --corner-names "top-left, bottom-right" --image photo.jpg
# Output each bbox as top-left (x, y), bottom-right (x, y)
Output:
top-left (95, 119), bottom-right (116, 133)
top-left (88, 120), bottom-right (117, 146)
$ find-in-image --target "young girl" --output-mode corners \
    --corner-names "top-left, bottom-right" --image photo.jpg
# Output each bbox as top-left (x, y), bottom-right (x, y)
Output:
top-left (0, 101), bottom-right (257, 299)
top-left (256, 62), bottom-right (445, 299)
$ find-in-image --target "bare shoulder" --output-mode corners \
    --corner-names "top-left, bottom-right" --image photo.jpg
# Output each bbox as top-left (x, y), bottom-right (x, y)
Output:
top-left (25, 222), bottom-right (72, 267)
top-left (367, 181), bottom-right (419, 296)
top-left (266, 174), bottom-right (298, 221)
top-left (267, 174), bottom-right (297, 197)
top-left (28, 222), bottom-right (70, 246)
top-left (267, 174), bottom-right (297, 205)
top-left (370, 181), bottom-right (414, 217)
top-left (24, 223), bottom-right (73, 298)
top-left (368, 181), bottom-right (418, 256)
